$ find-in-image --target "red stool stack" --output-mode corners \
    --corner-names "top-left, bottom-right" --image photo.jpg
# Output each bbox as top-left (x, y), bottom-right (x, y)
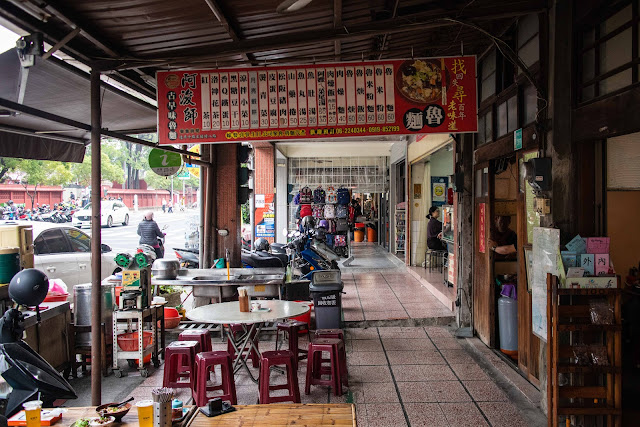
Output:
top-left (179, 329), bottom-right (213, 352)
top-left (305, 338), bottom-right (347, 396)
top-left (192, 351), bottom-right (237, 406)
top-left (227, 324), bottom-right (260, 368)
top-left (258, 350), bottom-right (301, 404)
top-left (314, 329), bottom-right (348, 385)
top-left (163, 340), bottom-right (200, 389)
top-left (275, 320), bottom-right (310, 370)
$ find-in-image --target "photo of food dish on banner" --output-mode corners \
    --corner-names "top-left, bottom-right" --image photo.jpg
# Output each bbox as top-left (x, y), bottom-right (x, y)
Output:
top-left (396, 59), bottom-right (447, 104)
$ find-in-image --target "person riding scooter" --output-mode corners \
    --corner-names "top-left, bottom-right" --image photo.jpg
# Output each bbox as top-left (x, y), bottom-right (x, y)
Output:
top-left (137, 211), bottom-right (165, 258)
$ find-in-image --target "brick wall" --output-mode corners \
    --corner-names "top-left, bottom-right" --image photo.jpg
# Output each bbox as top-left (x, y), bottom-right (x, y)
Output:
top-left (215, 143), bottom-right (242, 266)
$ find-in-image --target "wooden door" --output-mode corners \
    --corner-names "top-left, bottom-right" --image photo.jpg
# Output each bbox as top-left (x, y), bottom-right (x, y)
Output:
top-left (473, 162), bottom-right (495, 346)
top-left (516, 150), bottom-right (541, 384)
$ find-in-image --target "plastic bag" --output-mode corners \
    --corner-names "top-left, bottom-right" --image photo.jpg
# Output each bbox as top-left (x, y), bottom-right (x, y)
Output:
top-left (590, 346), bottom-right (609, 366)
top-left (572, 345), bottom-right (591, 365)
top-left (589, 300), bottom-right (614, 325)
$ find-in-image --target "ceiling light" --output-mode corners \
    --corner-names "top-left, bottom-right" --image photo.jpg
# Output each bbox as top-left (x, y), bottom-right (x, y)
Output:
top-left (276, 0), bottom-right (313, 14)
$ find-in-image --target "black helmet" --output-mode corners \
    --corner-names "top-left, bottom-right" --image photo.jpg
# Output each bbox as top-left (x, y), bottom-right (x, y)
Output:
top-left (254, 238), bottom-right (270, 252)
top-left (300, 216), bottom-right (315, 230)
top-left (7, 200), bottom-right (13, 205)
top-left (9, 269), bottom-right (49, 307)
top-left (314, 227), bottom-right (327, 241)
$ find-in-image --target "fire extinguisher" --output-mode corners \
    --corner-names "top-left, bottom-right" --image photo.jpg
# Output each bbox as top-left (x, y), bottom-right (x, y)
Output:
top-left (447, 187), bottom-right (454, 205)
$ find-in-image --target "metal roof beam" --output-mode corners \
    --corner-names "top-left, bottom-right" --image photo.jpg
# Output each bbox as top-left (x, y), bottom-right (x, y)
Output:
top-left (377, 0), bottom-right (400, 60)
top-left (334, 0), bottom-right (342, 59)
top-left (0, 97), bottom-right (201, 158)
top-left (202, 0), bottom-right (254, 63)
top-left (105, 1), bottom-right (546, 69)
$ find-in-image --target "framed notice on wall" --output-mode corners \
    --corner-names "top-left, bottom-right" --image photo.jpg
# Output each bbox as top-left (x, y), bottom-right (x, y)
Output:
top-left (156, 57), bottom-right (477, 144)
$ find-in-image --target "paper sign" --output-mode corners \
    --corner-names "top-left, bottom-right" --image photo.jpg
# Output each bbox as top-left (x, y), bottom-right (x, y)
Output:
top-left (580, 254), bottom-right (595, 276)
top-left (595, 253), bottom-right (610, 276)
top-left (566, 276), bottom-right (617, 289)
top-left (479, 203), bottom-right (486, 254)
top-left (156, 57), bottom-right (478, 144)
top-left (560, 251), bottom-right (577, 271)
top-left (514, 128), bottom-right (523, 150)
top-left (567, 267), bottom-right (585, 278)
top-left (565, 235), bottom-right (587, 255)
top-left (586, 237), bottom-right (610, 254)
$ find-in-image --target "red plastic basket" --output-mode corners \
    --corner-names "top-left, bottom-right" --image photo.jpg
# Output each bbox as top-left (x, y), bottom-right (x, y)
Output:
top-left (117, 331), bottom-right (153, 352)
top-left (160, 307), bottom-right (181, 329)
top-left (44, 293), bottom-right (69, 302)
top-left (290, 301), bottom-right (313, 333)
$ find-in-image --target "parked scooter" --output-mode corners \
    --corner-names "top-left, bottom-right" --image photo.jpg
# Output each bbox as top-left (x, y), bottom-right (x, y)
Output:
top-left (174, 247), bottom-right (199, 268)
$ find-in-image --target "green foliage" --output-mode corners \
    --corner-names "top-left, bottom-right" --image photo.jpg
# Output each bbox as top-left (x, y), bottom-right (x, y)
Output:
top-left (70, 151), bottom-right (124, 186)
top-left (241, 201), bottom-right (250, 225)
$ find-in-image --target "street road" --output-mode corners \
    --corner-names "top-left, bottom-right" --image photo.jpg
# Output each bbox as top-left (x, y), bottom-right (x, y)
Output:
top-left (84, 209), bottom-right (198, 260)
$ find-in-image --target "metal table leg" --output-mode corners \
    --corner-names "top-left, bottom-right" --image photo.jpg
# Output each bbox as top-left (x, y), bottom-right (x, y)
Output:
top-left (226, 323), bottom-right (263, 383)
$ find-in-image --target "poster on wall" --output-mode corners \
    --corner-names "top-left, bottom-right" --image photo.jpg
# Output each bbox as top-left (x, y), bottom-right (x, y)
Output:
top-left (479, 203), bottom-right (486, 254)
top-left (156, 57), bottom-right (477, 144)
top-left (431, 177), bottom-right (448, 206)
top-left (255, 194), bottom-right (275, 238)
top-left (531, 227), bottom-right (560, 341)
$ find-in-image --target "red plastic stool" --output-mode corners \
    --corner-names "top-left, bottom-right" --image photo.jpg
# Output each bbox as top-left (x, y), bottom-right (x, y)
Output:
top-left (314, 329), bottom-right (347, 384)
top-left (192, 351), bottom-right (237, 406)
top-left (179, 329), bottom-right (213, 353)
top-left (258, 350), bottom-right (301, 404)
top-left (227, 324), bottom-right (260, 368)
top-left (163, 340), bottom-right (200, 389)
top-left (314, 329), bottom-right (344, 342)
top-left (305, 338), bottom-right (347, 396)
top-left (275, 320), bottom-right (310, 370)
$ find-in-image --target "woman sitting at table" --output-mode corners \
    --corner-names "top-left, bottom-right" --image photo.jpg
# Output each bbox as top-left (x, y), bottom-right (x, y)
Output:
top-left (426, 206), bottom-right (446, 251)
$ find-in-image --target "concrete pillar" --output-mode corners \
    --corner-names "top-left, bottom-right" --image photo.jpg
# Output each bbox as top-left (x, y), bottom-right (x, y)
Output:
top-left (457, 133), bottom-right (474, 327)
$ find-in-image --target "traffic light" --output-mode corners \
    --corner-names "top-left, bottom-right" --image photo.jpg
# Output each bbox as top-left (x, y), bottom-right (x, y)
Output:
top-left (238, 143), bottom-right (253, 204)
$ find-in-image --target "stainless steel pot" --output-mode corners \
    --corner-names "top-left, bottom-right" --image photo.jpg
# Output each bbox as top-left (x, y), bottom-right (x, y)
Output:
top-left (152, 259), bottom-right (181, 280)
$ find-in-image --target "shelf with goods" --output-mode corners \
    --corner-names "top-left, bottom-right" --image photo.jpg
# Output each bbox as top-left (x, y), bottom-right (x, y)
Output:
top-left (395, 209), bottom-right (406, 253)
top-left (546, 274), bottom-right (622, 427)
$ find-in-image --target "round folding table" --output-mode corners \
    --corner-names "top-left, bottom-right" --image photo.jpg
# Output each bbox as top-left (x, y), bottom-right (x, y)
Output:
top-left (187, 300), bottom-right (309, 382)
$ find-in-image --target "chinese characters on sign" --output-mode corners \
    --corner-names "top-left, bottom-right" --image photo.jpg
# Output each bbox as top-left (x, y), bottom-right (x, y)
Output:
top-left (157, 57), bottom-right (477, 144)
top-left (479, 203), bottom-right (486, 254)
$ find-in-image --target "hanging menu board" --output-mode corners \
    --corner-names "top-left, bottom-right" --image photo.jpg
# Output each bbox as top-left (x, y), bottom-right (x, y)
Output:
top-left (157, 57), bottom-right (477, 144)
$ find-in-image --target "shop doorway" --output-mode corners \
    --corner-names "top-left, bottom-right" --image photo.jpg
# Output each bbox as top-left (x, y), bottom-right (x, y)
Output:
top-left (473, 153), bottom-right (541, 385)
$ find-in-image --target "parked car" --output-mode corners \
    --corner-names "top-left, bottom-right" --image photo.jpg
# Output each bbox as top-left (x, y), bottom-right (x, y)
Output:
top-left (0, 221), bottom-right (120, 287)
top-left (72, 201), bottom-right (130, 228)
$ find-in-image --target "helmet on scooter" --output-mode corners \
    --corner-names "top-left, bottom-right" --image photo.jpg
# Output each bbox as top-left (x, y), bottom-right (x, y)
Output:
top-left (314, 227), bottom-right (327, 241)
top-left (254, 238), bottom-right (270, 251)
top-left (300, 216), bottom-right (315, 231)
top-left (318, 219), bottom-right (329, 229)
top-left (9, 268), bottom-right (49, 307)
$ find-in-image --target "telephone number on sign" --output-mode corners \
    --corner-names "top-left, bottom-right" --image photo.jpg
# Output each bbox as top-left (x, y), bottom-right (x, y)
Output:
top-left (337, 125), bottom-right (401, 135)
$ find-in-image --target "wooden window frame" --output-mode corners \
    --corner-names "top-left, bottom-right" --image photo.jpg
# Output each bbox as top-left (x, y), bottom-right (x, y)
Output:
top-left (576, 0), bottom-right (640, 105)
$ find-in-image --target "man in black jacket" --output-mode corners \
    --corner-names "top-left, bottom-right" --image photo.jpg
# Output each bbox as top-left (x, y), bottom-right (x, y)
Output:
top-left (137, 211), bottom-right (164, 258)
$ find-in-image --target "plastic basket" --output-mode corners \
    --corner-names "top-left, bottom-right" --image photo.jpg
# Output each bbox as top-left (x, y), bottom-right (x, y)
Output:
top-left (117, 331), bottom-right (153, 352)
top-left (161, 307), bottom-right (181, 329)
top-left (290, 301), bottom-right (313, 333)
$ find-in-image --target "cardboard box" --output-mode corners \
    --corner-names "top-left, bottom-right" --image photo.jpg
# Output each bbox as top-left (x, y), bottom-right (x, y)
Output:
top-left (594, 254), bottom-right (610, 276)
top-left (586, 237), bottom-right (610, 254)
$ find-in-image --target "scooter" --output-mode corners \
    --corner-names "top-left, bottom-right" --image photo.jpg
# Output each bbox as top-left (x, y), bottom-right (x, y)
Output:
top-left (174, 247), bottom-right (200, 268)
top-left (287, 230), bottom-right (340, 279)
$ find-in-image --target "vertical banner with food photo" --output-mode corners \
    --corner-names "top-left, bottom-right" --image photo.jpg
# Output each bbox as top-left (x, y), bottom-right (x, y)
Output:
top-left (156, 57), bottom-right (477, 144)
top-left (255, 194), bottom-right (275, 240)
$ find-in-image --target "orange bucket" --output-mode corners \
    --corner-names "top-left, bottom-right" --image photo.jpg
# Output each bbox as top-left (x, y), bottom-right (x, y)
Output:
top-left (354, 230), bottom-right (364, 242)
top-left (367, 227), bottom-right (377, 242)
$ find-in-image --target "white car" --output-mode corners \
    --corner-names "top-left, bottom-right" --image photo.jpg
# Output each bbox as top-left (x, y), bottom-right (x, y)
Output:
top-left (72, 201), bottom-right (130, 228)
top-left (29, 222), bottom-right (120, 287)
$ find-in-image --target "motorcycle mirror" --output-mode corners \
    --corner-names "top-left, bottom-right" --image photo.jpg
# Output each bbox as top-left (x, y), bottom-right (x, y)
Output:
top-left (101, 243), bottom-right (111, 253)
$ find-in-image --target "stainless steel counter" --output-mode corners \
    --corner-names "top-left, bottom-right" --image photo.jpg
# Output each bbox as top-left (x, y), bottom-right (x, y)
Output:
top-left (152, 267), bottom-right (285, 301)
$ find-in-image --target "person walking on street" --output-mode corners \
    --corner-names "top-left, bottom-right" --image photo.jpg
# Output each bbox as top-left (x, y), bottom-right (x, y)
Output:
top-left (168, 200), bottom-right (173, 213)
top-left (162, 198), bottom-right (167, 213)
top-left (137, 211), bottom-right (164, 259)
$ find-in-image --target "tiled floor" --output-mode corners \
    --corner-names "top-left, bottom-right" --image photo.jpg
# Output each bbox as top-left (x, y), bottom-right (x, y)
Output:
top-left (129, 325), bottom-right (546, 427)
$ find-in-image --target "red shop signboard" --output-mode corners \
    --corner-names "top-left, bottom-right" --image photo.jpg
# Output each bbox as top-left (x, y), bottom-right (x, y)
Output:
top-left (156, 56), bottom-right (477, 145)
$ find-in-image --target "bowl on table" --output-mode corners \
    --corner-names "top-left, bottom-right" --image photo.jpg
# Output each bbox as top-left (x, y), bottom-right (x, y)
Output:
top-left (96, 403), bottom-right (131, 421)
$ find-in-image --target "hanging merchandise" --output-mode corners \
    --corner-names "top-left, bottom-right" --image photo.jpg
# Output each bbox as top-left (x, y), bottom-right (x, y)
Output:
top-left (313, 186), bottom-right (326, 204)
top-left (312, 204), bottom-right (324, 219)
top-left (348, 205), bottom-right (355, 223)
top-left (334, 235), bottom-right (347, 247)
top-left (336, 218), bottom-right (349, 232)
top-left (293, 192), bottom-right (301, 205)
top-left (335, 205), bottom-right (348, 219)
top-left (299, 186), bottom-right (313, 204)
top-left (337, 187), bottom-right (350, 205)
top-left (300, 204), bottom-right (312, 218)
top-left (326, 219), bottom-right (337, 234)
top-left (323, 204), bottom-right (336, 219)
top-left (326, 186), bottom-right (337, 204)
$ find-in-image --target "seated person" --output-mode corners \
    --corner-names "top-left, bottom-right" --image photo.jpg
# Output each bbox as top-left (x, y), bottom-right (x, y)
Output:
top-left (426, 206), bottom-right (446, 251)
top-left (489, 215), bottom-right (517, 260)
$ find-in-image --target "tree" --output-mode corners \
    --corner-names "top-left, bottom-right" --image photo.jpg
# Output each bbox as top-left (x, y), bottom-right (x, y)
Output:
top-left (70, 151), bottom-right (125, 186)
top-left (0, 158), bottom-right (19, 182)
top-left (15, 160), bottom-right (73, 209)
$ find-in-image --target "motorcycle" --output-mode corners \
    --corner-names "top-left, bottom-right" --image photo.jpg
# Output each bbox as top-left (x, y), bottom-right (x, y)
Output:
top-left (287, 229), bottom-right (340, 279)
top-left (174, 247), bottom-right (200, 268)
